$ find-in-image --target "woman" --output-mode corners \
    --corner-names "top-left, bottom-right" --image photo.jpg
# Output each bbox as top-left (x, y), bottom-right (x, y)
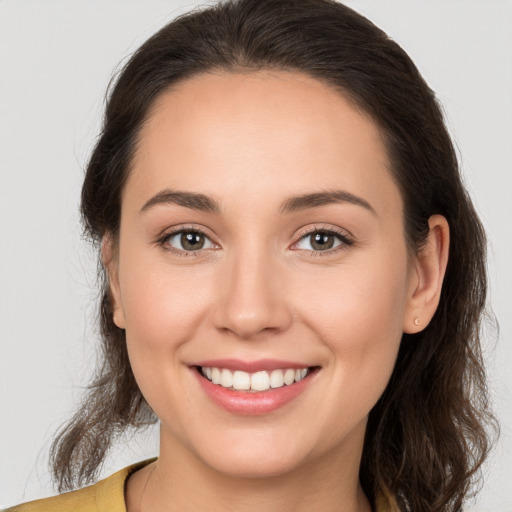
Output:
top-left (5, 0), bottom-right (495, 510)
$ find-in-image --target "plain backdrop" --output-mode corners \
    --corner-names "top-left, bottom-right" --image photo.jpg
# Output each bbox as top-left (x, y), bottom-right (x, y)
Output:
top-left (0, 0), bottom-right (511, 510)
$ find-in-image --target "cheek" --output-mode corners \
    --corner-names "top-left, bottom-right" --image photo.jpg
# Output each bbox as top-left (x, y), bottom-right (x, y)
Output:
top-left (117, 255), bottom-right (217, 428)
top-left (118, 252), bottom-right (213, 369)
top-left (298, 251), bottom-right (409, 340)
top-left (294, 251), bottom-right (409, 409)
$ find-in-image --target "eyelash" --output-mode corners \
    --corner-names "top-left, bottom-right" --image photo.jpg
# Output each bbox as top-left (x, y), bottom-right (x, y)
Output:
top-left (156, 225), bottom-right (354, 257)
top-left (156, 225), bottom-right (216, 257)
top-left (292, 226), bottom-right (354, 256)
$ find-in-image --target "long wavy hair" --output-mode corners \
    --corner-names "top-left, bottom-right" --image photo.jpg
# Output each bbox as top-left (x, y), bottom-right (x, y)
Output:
top-left (50, 1), bottom-right (496, 509)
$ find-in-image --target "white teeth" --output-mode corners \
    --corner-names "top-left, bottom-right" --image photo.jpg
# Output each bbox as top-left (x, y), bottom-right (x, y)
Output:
top-left (232, 370), bottom-right (251, 390)
top-left (251, 371), bottom-right (270, 391)
top-left (270, 369), bottom-right (284, 388)
top-left (220, 369), bottom-right (233, 388)
top-left (211, 367), bottom-right (221, 385)
top-left (283, 368), bottom-right (296, 385)
top-left (200, 366), bottom-right (311, 392)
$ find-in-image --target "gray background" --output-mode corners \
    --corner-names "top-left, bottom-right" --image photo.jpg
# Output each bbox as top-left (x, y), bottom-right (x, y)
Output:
top-left (1, 1), bottom-right (511, 509)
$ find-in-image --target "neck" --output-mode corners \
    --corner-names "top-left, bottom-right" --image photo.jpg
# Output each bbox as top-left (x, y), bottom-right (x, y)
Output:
top-left (130, 424), bottom-right (371, 512)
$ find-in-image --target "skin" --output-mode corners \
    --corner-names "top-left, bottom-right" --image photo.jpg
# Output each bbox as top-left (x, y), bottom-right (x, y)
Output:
top-left (105, 70), bottom-right (449, 512)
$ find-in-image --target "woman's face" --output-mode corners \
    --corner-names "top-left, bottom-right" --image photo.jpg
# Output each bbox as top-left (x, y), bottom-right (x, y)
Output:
top-left (110, 70), bottom-right (420, 477)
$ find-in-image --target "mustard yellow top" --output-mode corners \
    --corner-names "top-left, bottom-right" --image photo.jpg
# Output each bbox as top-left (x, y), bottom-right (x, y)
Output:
top-left (3, 461), bottom-right (149, 512)
top-left (4, 460), bottom-right (395, 512)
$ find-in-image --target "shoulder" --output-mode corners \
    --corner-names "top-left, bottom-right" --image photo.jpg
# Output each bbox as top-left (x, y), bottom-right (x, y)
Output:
top-left (3, 459), bottom-right (155, 512)
top-left (3, 484), bottom-right (97, 512)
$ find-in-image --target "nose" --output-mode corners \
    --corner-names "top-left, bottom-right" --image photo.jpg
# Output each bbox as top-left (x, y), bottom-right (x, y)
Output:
top-left (212, 249), bottom-right (293, 339)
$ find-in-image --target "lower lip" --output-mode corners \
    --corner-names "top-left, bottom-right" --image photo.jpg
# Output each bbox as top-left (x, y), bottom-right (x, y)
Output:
top-left (193, 369), bottom-right (315, 415)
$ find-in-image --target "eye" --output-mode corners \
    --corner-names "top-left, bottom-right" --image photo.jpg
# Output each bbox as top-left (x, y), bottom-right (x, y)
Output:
top-left (294, 229), bottom-right (352, 252)
top-left (162, 229), bottom-right (216, 252)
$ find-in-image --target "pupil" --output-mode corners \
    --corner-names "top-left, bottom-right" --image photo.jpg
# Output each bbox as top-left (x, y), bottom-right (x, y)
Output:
top-left (312, 232), bottom-right (334, 251)
top-left (181, 232), bottom-right (204, 250)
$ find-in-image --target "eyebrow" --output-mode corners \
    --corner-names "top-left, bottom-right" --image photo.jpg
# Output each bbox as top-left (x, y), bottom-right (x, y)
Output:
top-left (140, 190), bottom-right (221, 214)
top-left (140, 188), bottom-right (376, 216)
top-left (279, 190), bottom-right (376, 215)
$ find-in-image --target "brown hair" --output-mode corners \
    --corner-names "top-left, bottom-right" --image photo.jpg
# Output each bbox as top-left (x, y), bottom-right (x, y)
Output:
top-left (50, 1), bottom-right (496, 509)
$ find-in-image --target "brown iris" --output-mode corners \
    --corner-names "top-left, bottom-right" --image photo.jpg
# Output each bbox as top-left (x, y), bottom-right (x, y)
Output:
top-left (310, 232), bottom-right (335, 251)
top-left (180, 231), bottom-right (205, 250)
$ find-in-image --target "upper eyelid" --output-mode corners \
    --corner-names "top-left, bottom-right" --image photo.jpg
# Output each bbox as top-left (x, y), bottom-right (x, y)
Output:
top-left (158, 224), bottom-right (215, 240)
top-left (294, 224), bottom-right (354, 242)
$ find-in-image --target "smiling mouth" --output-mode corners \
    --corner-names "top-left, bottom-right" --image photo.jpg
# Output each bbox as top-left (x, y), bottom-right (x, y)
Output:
top-left (196, 366), bottom-right (318, 393)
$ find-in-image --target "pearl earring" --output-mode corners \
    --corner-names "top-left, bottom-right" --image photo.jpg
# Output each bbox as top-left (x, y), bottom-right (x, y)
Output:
top-left (413, 318), bottom-right (420, 326)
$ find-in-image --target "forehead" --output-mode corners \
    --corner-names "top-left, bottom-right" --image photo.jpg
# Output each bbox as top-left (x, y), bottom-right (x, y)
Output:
top-left (127, 70), bottom-right (401, 218)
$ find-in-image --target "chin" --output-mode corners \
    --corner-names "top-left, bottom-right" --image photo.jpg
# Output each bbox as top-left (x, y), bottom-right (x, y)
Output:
top-left (188, 427), bottom-right (320, 480)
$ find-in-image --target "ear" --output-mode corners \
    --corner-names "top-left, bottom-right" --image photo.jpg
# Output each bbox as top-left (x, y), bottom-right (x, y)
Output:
top-left (101, 233), bottom-right (126, 330)
top-left (403, 214), bottom-right (450, 333)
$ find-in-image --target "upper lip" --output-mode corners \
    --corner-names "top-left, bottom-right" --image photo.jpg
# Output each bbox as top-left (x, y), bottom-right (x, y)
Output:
top-left (192, 358), bottom-right (315, 373)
